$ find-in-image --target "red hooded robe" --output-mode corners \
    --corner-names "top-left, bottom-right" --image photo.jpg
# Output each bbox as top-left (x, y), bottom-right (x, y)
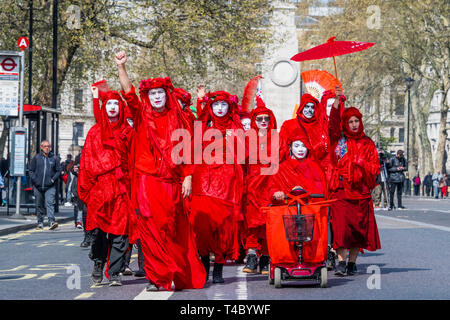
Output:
top-left (190, 91), bottom-right (245, 263)
top-left (243, 97), bottom-right (278, 253)
top-left (328, 106), bottom-right (381, 251)
top-left (279, 94), bottom-right (329, 169)
top-left (121, 78), bottom-right (206, 291)
top-left (78, 90), bottom-right (138, 244)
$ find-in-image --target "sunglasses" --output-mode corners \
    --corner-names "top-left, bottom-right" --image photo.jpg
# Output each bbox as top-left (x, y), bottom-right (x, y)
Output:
top-left (255, 116), bottom-right (270, 122)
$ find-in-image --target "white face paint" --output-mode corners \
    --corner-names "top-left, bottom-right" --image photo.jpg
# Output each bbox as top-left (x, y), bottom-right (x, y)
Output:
top-left (255, 113), bottom-right (270, 130)
top-left (241, 118), bottom-right (251, 131)
top-left (326, 98), bottom-right (335, 117)
top-left (105, 99), bottom-right (120, 119)
top-left (148, 88), bottom-right (167, 111)
top-left (291, 140), bottom-right (308, 160)
top-left (178, 99), bottom-right (186, 109)
top-left (302, 102), bottom-right (315, 119)
top-left (212, 100), bottom-right (229, 117)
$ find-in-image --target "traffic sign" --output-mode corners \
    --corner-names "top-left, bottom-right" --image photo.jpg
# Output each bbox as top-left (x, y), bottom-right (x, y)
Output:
top-left (17, 37), bottom-right (29, 51)
top-left (1, 58), bottom-right (17, 72)
top-left (0, 56), bottom-right (20, 76)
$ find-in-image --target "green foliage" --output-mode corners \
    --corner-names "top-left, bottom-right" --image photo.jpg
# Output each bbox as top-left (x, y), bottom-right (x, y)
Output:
top-left (0, 0), bottom-right (271, 106)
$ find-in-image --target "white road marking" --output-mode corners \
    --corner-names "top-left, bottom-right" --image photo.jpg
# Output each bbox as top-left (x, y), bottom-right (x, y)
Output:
top-left (74, 292), bottom-right (95, 300)
top-left (235, 266), bottom-right (248, 300)
top-left (376, 214), bottom-right (450, 232)
top-left (134, 289), bottom-right (174, 300)
top-left (38, 273), bottom-right (58, 280)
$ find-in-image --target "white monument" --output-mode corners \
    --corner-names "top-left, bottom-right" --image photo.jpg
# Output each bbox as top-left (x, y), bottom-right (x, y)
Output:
top-left (262, 0), bottom-right (301, 127)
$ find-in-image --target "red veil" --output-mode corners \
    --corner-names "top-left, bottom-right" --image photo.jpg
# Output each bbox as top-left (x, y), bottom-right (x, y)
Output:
top-left (78, 89), bottom-right (137, 243)
top-left (190, 90), bottom-right (245, 262)
top-left (121, 77), bottom-right (205, 291)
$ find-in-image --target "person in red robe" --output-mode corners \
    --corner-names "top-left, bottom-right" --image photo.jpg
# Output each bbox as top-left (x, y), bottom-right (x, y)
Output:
top-left (242, 96), bottom-right (277, 275)
top-left (269, 127), bottom-right (327, 203)
top-left (115, 51), bottom-right (206, 291)
top-left (328, 93), bottom-right (381, 277)
top-left (78, 85), bottom-right (137, 287)
top-left (173, 87), bottom-right (196, 127)
top-left (190, 90), bottom-right (245, 284)
top-left (279, 93), bottom-right (329, 174)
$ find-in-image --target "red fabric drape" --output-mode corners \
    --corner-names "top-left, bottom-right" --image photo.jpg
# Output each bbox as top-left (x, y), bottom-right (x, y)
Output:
top-left (190, 91), bottom-right (245, 263)
top-left (121, 80), bottom-right (205, 290)
top-left (328, 105), bottom-right (381, 251)
top-left (279, 94), bottom-right (329, 167)
top-left (78, 91), bottom-right (138, 243)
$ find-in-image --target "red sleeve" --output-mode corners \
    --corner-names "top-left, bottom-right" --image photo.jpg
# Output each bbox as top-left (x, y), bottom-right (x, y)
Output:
top-left (121, 86), bottom-right (141, 122)
top-left (93, 98), bottom-right (101, 123)
top-left (328, 106), bottom-right (342, 146)
top-left (77, 135), bottom-right (95, 204)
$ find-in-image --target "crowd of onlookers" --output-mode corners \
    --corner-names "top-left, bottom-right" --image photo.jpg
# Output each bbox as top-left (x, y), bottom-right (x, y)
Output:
top-left (412, 171), bottom-right (448, 199)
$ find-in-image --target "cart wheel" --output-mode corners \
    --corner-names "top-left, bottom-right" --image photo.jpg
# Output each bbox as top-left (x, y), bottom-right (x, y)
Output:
top-left (320, 267), bottom-right (328, 288)
top-left (268, 263), bottom-right (274, 285)
top-left (274, 267), bottom-right (282, 288)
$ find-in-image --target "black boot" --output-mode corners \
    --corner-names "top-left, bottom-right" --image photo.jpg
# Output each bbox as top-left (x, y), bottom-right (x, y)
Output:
top-left (212, 263), bottom-right (224, 284)
top-left (91, 261), bottom-right (105, 284)
top-left (243, 254), bottom-right (258, 273)
top-left (259, 255), bottom-right (270, 275)
top-left (201, 255), bottom-right (210, 282)
top-left (134, 239), bottom-right (146, 277)
top-left (80, 233), bottom-right (90, 248)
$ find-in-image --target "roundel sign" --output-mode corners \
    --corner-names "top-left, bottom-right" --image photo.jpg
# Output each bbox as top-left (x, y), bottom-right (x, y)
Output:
top-left (17, 37), bottom-right (29, 51)
top-left (0, 58), bottom-right (18, 72)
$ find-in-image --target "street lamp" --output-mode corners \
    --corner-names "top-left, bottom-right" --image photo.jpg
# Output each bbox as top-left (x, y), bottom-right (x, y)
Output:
top-left (404, 77), bottom-right (415, 163)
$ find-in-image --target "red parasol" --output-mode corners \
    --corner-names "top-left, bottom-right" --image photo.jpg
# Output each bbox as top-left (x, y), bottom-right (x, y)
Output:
top-left (291, 36), bottom-right (375, 79)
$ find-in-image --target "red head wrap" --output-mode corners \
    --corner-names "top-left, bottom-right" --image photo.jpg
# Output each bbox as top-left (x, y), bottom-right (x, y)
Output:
top-left (250, 95), bottom-right (277, 131)
top-left (97, 90), bottom-right (127, 149)
top-left (198, 90), bottom-right (242, 131)
top-left (342, 107), bottom-right (365, 139)
top-left (286, 127), bottom-right (312, 150)
top-left (173, 87), bottom-right (192, 107)
top-left (297, 93), bottom-right (321, 124)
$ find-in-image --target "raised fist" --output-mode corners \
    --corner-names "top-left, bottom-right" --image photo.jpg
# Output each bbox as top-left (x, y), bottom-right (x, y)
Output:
top-left (115, 51), bottom-right (127, 66)
top-left (90, 86), bottom-right (99, 99)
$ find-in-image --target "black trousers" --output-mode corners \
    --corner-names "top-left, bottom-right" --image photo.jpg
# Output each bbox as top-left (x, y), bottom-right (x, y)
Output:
top-left (425, 185), bottom-right (431, 197)
top-left (124, 239), bottom-right (145, 272)
top-left (89, 229), bottom-right (129, 276)
top-left (389, 182), bottom-right (403, 208)
top-left (413, 185), bottom-right (420, 196)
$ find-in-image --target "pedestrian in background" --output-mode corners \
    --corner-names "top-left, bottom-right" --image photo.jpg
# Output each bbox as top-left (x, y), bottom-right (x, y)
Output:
top-left (413, 173), bottom-right (421, 196)
top-left (423, 172), bottom-right (432, 197)
top-left (29, 140), bottom-right (62, 230)
top-left (440, 173), bottom-right (447, 199)
top-left (61, 154), bottom-right (74, 207)
top-left (432, 171), bottom-right (442, 199)
top-left (387, 150), bottom-right (408, 210)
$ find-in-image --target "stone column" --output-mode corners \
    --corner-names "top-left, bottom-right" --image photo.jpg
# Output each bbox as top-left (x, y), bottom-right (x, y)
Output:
top-left (262, 0), bottom-right (300, 128)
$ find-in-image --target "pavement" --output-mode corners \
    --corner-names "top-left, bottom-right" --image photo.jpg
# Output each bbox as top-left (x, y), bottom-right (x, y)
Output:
top-left (0, 204), bottom-right (75, 236)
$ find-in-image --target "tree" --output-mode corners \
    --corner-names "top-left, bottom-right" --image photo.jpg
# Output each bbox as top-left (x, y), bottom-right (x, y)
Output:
top-left (0, 0), bottom-right (270, 154)
top-left (0, 0), bottom-right (270, 103)
top-left (295, 0), bottom-right (449, 173)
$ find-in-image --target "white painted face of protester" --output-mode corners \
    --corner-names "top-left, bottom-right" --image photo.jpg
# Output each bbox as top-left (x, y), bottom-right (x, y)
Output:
top-left (212, 100), bottom-right (229, 118)
top-left (302, 102), bottom-right (315, 119)
top-left (105, 99), bottom-right (120, 121)
top-left (241, 118), bottom-right (251, 131)
top-left (148, 88), bottom-right (167, 111)
top-left (255, 113), bottom-right (270, 130)
top-left (291, 140), bottom-right (308, 160)
top-left (326, 98), bottom-right (335, 117)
